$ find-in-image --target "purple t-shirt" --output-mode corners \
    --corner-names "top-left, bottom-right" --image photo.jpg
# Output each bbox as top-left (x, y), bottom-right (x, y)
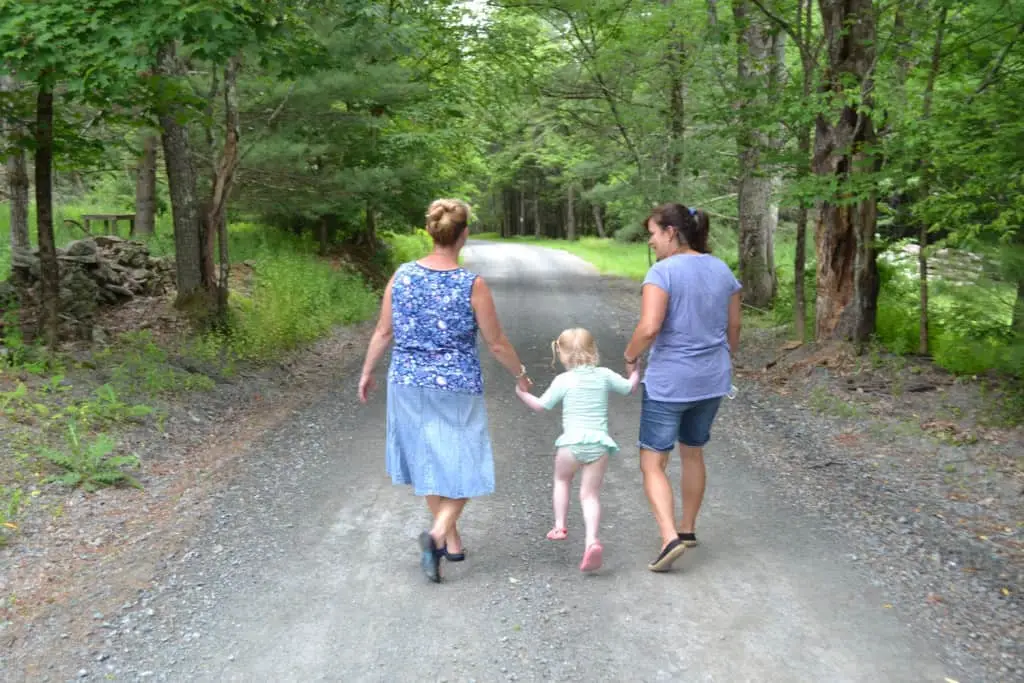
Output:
top-left (641, 253), bottom-right (742, 402)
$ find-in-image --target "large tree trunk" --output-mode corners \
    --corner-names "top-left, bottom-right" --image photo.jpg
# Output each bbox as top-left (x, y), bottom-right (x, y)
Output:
top-left (156, 43), bottom-right (207, 308)
top-left (134, 133), bottom-right (158, 236)
top-left (813, 0), bottom-right (879, 342)
top-left (34, 83), bottom-right (59, 350)
top-left (733, 0), bottom-right (777, 308)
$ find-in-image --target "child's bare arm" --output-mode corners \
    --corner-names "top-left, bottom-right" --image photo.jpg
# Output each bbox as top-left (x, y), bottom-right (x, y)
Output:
top-left (515, 386), bottom-right (547, 413)
top-left (517, 373), bottom-right (567, 413)
top-left (604, 367), bottom-right (638, 396)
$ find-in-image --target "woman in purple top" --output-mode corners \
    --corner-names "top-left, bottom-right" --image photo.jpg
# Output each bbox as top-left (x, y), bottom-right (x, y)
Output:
top-left (623, 203), bottom-right (742, 572)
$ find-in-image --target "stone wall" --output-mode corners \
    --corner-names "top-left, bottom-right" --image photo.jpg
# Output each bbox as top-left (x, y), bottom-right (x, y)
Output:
top-left (6, 236), bottom-right (175, 340)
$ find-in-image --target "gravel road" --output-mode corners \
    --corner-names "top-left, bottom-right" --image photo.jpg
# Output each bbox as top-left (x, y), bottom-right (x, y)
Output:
top-left (72, 241), bottom-right (963, 682)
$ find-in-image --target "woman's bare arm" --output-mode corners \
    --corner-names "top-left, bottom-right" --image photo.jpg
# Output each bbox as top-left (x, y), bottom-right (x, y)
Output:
top-left (361, 275), bottom-right (395, 377)
top-left (472, 276), bottom-right (530, 385)
top-left (623, 283), bottom-right (669, 366)
top-left (727, 290), bottom-right (742, 355)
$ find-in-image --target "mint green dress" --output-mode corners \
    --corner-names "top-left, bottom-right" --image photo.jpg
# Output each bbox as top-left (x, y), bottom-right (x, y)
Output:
top-left (537, 366), bottom-right (635, 463)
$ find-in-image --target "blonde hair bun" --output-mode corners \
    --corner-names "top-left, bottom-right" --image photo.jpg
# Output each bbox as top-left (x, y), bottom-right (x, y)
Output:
top-left (426, 199), bottom-right (470, 246)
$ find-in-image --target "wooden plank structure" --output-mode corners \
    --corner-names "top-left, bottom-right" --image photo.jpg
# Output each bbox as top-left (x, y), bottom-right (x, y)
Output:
top-left (81, 213), bottom-right (136, 236)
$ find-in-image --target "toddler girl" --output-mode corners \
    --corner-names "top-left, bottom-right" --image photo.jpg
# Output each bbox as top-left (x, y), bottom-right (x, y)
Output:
top-left (515, 328), bottom-right (639, 572)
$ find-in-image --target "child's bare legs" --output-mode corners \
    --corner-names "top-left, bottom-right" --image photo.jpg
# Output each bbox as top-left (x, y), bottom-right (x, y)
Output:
top-left (548, 448), bottom-right (579, 539)
top-left (579, 455), bottom-right (608, 547)
top-left (578, 453), bottom-right (608, 571)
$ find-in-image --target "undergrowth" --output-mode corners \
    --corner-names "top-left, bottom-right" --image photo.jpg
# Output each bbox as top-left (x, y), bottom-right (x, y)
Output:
top-left (39, 422), bottom-right (141, 492)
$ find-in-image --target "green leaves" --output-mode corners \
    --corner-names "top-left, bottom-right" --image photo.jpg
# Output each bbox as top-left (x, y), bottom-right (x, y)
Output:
top-left (40, 422), bottom-right (142, 492)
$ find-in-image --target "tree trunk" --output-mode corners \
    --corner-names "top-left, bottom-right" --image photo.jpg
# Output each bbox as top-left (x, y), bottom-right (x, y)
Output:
top-left (502, 189), bottom-right (513, 238)
top-left (733, 0), bottom-right (776, 308)
top-left (1, 75), bottom-right (30, 257)
top-left (793, 0), bottom-right (814, 342)
top-left (7, 149), bottom-right (29, 252)
top-left (156, 43), bottom-right (207, 308)
top-left (664, 0), bottom-right (685, 190)
top-left (318, 216), bottom-right (329, 256)
top-left (204, 55), bottom-right (242, 321)
top-left (593, 204), bottom-right (606, 238)
top-left (767, 26), bottom-right (786, 297)
top-left (916, 6), bottom-right (947, 355)
top-left (134, 134), bottom-right (158, 236)
top-left (794, 204), bottom-right (809, 341)
top-left (365, 200), bottom-right (378, 248)
top-left (518, 190), bottom-right (526, 236)
top-left (1013, 278), bottom-right (1024, 336)
top-left (34, 83), bottom-right (59, 350)
top-left (533, 181), bottom-right (542, 238)
top-left (813, 0), bottom-right (879, 343)
top-left (566, 184), bottom-right (576, 241)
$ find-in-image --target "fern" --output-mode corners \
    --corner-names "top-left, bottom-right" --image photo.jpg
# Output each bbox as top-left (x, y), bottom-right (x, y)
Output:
top-left (40, 422), bottom-right (143, 491)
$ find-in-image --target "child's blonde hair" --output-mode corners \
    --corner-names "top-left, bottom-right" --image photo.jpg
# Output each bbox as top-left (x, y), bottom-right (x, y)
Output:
top-left (551, 328), bottom-right (599, 369)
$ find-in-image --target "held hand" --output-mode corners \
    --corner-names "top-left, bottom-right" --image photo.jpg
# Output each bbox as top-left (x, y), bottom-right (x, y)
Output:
top-left (358, 372), bottom-right (377, 403)
top-left (628, 369), bottom-right (640, 394)
top-left (516, 374), bottom-right (533, 393)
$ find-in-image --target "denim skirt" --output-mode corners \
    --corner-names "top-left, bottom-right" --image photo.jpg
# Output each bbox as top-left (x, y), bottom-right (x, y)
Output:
top-left (385, 382), bottom-right (495, 499)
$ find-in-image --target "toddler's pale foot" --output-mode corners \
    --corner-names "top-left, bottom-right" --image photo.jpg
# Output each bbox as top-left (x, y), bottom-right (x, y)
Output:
top-left (546, 527), bottom-right (568, 541)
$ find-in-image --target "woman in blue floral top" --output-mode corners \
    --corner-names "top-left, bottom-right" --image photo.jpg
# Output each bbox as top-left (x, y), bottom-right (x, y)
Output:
top-left (358, 198), bottom-right (533, 583)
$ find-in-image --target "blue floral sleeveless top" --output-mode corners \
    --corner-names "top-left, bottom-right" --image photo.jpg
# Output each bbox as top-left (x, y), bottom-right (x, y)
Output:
top-left (388, 262), bottom-right (483, 395)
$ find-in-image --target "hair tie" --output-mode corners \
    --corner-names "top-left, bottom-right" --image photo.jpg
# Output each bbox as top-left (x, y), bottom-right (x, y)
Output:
top-left (688, 207), bottom-right (697, 216)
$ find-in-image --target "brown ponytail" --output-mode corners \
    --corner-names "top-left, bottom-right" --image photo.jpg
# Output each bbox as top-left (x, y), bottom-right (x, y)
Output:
top-left (646, 202), bottom-right (711, 254)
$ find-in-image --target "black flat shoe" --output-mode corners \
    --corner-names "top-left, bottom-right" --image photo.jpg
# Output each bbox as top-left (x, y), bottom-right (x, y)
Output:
top-left (442, 546), bottom-right (466, 562)
top-left (677, 532), bottom-right (698, 548)
top-left (419, 532), bottom-right (442, 583)
top-left (648, 538), bottom-right (687, 572)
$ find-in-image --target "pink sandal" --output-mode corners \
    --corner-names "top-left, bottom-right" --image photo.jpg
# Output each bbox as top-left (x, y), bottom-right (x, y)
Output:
top-left (580, 542), bottom-right (603, 572)
top-left (546, 527), bottom-right (568, 541)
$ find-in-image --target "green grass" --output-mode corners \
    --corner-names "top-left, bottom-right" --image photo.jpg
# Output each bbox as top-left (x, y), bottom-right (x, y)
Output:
top-left (197, 248), bottom-right (379, 360)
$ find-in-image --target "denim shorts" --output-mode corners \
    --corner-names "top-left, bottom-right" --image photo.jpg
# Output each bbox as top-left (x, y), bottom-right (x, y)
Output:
top-left (638, 387), bottom-right (723, 451)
